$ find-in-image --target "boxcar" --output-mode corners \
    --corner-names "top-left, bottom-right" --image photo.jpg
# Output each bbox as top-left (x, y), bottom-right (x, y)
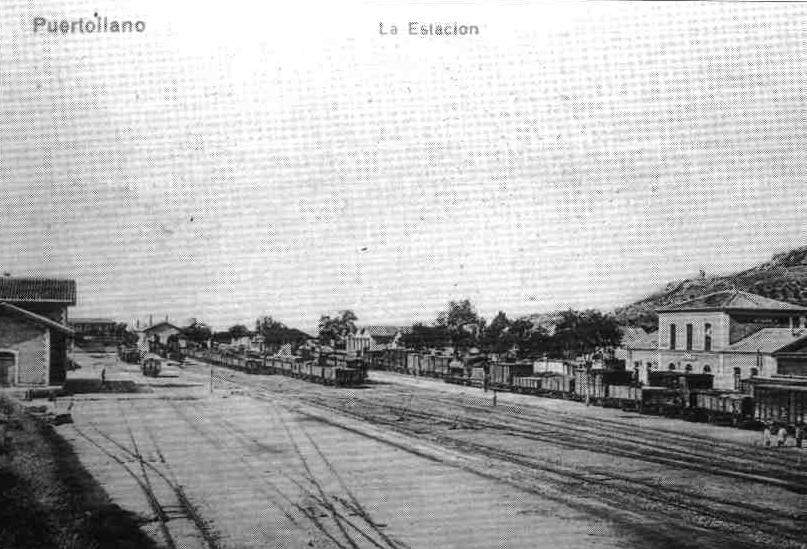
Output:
top-left (576, 370), bottom-right (634, 403)
top-left (141, 355), bottom-right (162, 377)
top-left (690, 391), bottom-right (754, 425)
top-left (542, 374), bottom-right (575, 397)
top-left (512, 376), bottom-right (544, 395)
top-left (605, 384), bottom-right (642, 409)
top-left (752, 383), bottom-right (807, 426)
top-left (489, 362), bottom-right (534, 389)
top-left (434, 356), bottom-right (452, 378)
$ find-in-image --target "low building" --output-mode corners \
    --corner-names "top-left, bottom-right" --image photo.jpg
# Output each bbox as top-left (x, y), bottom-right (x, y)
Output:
top-left (346, 326), bottom-right (407, 355)
top-left (68, 318), bottom-right (118, 339)
top-left (0, 277), bottom-right (76, 386)
top-left (625, 290), bottom-right (807, 389)
top-left (137, 321), bottom-right (182, 353)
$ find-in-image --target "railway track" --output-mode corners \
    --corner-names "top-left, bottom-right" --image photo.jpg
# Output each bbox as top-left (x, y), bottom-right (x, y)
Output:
top-left (162, 395), bottom-right (407, 549)
top-left (198, 364), bottom-right (807, 548)
top-left (69, 400), bottom-right (221, 549)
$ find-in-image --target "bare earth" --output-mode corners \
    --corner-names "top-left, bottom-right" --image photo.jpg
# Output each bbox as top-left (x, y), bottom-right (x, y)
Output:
top-left (51, 351), bottom-right (807, 549)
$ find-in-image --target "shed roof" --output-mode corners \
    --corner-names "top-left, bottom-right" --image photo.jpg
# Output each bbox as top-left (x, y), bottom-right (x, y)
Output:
top-left (361, 325), bottom-right (408, 337)
top-left (0, 302), bottom-right (74, 335)
top-left (141, 321), bottom-right (182, 333)
top-left (626, 330), bottom-right (658, 350)
top-left (723, 328), bottom-right (807, 354)
top-left (0, 277), bottom-right (76, 305)
top-left (657, 290), bottom-right (807, 313)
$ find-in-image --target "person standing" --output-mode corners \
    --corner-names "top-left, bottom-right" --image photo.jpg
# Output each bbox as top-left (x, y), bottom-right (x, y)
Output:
top-left (762, 423), bottom-right (772, 447)
top-left (100, 367), bottom-right (106, 387)
top-left (795, 423), bottom-right (804, 449)
top-left (777, 424), bottom-right (789, 448)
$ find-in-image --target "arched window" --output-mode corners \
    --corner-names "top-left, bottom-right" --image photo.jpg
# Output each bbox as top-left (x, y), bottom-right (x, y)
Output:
top-left (668, 363), bottom-right (676, 371)
top-left (685, 364), bottom-right (693, 372)
top-left (702, 365), bottom-right (711, 373)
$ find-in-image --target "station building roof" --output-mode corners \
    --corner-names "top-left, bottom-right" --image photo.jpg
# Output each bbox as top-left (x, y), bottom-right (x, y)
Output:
top-left (657, 290), bottom-right (807, 314)
top-left (0, 277), bottom-right (76, 305)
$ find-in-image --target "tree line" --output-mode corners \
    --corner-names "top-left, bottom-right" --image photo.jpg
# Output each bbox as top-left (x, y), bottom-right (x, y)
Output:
top-left (164, 299), bottom-right (623, 361)
top-left (400, 299), bottom-right (623, 361)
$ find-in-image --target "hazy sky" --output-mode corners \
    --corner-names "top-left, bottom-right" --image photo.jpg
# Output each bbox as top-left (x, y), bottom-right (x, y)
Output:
top-left (2, 1), bottom-right (806, 332)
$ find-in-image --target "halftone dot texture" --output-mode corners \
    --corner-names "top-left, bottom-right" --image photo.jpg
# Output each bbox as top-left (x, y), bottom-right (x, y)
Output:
top-left (1, 1), bottom-right (805, 333)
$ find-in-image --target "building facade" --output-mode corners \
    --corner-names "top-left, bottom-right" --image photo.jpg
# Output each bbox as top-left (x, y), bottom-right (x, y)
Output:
top-left (345, 326), bottom-right (407, 355)
top-left (0, 278), bottom-right (76, 386)
top-left (626, 290), bottom-right (807, 390)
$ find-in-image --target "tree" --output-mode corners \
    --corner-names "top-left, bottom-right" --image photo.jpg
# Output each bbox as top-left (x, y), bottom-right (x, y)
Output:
top-left (182, 321), bottom-right (212, 345)
top-left (228, 324), bottom-right (251, 341)
top-left (552, 309), bottom-right (623, 363)
top-left (436, 299), bottom-right (485, 354)
top-left (211, 331), bottom-right (232, 344)
top-left (509, 318), bottom-right (552, 359)
top-left (256, 316), bottom-right (310, 352)
top-left (401, 323), bottom-right (451, 351)
top-left (480, 311), bottom-right (516, 355)
top-left (318, 310), bottom-right (358, 347)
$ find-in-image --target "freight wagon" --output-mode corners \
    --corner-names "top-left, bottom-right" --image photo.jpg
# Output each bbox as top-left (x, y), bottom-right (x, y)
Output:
top-left (489, 362), bottom-right (534, 390)
top-left (751, 383), bottom-right (807, 426)
top-left (511, 376), bottom-right (544, 395)
top-left (141, 355), bottom-right (162, 377)
top-left (688, 391), bottom-right (754, 425)
top-left (574, 370), bottom-right (634, 404)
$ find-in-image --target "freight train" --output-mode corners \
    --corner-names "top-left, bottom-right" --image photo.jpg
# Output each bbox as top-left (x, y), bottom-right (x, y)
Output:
top-left (362, 349), bottom-right (807, 429)
top-left (185, 347), bottom-right (367, 387)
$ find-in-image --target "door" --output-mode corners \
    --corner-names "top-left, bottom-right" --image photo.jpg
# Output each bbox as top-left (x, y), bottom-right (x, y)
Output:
top-left (0, 352), bottom-right (15, 386)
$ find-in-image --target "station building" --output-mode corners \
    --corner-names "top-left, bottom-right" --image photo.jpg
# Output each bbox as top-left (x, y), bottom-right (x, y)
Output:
top-left (626, 290), bottom-right (807, 390)
top-left (0, 277), bottom-right (76, 386)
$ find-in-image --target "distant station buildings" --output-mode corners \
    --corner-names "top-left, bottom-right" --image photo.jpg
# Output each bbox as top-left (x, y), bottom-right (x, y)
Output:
top-left (68, 317), bottom-right (118, 339)
top-left (346, 325), bottom-right (408, 354)
top-left (136, 321), bottom-right (183, 353)
top-left (0, 277), bottom-right (76, 386)
top-left (626, 290), bottom-right (807, 390)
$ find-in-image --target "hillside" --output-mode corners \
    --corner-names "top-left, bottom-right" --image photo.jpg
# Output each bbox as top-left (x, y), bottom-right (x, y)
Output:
top-left (614, 246), bottom-right (807, 331)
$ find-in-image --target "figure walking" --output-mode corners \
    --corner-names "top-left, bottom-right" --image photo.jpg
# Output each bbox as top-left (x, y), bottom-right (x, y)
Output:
top-left (762, 423), bottom-right (772, 447)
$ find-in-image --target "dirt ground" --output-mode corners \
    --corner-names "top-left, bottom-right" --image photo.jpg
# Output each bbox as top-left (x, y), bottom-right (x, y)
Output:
top-left (49, 351), bottom-right (807, 548)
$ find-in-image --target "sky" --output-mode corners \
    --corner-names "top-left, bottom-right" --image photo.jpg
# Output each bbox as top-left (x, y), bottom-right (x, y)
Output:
top-left (1, 1), bottom-right (806, 332)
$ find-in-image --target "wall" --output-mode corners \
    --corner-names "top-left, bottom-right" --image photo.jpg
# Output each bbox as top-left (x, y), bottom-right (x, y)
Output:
top-left (0, 314), bottom-right (48, 385)
top-left (658, 311), bottom-right (730, 352)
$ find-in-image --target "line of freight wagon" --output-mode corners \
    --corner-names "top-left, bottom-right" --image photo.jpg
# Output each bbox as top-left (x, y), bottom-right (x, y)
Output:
top-left (184, 348), bottom-right (368, 387)
top-left (362, 349), bottom-right (807, 429)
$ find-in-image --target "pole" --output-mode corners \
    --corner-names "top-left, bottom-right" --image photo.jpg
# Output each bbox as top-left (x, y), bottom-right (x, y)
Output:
top-left (209, 367), bottom-right (213, 394)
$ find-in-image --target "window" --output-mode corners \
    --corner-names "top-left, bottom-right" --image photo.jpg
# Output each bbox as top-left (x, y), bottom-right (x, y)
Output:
top-left (685, 364), bottom-right (693, 372)
top-left (669, 324), bottom-right (677, 350)
top-left (634, 361), bottom-right (640, 369)
top-left (668, 363), bottom-right (676, 371)
top-left (647, 362), bottom-right (654, 370)
top-left (704, 323), bottom-right (712, 351)
top-left (750, 368), bottom-right (758, 377)
top-left (703, 365), bottom-right (711, 373)
top-left (686, 324), bottom-right (693, 351)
